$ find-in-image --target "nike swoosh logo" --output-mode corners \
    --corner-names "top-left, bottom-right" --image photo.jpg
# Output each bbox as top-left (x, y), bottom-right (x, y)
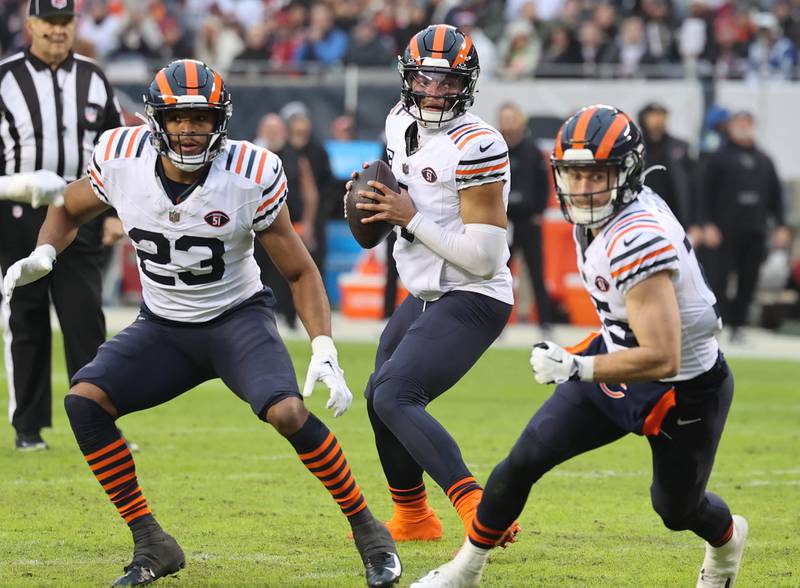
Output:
top-left (479, 142), bottom-right (494, 153)
top-left (676, 417), bottom-right (702, 426)
top-left (272, 161), bottom-right (279, 173)
top-left (623, 234), bottom-right (641, 247)
top-left (384, 553), bottom-right (402, 577)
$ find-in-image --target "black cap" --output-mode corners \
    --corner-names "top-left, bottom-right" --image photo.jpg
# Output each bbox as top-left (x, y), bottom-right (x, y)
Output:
top-left (29, 0), bottom-right (75, 18)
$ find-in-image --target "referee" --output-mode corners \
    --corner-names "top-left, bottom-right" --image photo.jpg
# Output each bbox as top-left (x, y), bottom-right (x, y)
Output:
top-left (0, 0), bottom-right (123, 450)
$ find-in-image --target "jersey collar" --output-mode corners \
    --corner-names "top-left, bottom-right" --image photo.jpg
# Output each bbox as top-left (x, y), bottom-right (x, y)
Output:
top-left (25, 47), bottom-right (75, 72)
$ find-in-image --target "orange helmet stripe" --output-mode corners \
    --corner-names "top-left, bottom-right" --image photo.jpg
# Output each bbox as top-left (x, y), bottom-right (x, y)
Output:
top-left (409, 33), bottom-right (421, 63)
top-left (184, 60), bottom-right (199, 95)
top-left (155, 70), bottom-right (177, 104)
top-left (594, 114), bottom-right (630, 159)
top-left (571, 106), bottom-right (597, 150)
top-left (452, 34), bottom-right (473, 67)
top-left (209, 70), bottom-right (223, 104)
top-left (431, 25), bottom-right (447, 59)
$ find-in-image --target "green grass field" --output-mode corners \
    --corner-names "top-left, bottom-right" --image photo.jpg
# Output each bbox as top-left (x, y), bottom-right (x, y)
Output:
top-left (1, 334), bottom-right (798, 587)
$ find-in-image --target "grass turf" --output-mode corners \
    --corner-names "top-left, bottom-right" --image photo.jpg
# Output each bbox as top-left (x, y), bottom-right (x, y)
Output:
top-left (0, 335), bottom-right (798, 587)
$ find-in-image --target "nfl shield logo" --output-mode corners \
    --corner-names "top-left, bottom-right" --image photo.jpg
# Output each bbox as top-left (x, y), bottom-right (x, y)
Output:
top-left (168, 210), bottom-right (180, 223)
top-left (402, 163), bottom-right (409, 175)
top-left (52, 0), bottom-right (68, 8)
top-left (84, 105), bottom-right (98, 124)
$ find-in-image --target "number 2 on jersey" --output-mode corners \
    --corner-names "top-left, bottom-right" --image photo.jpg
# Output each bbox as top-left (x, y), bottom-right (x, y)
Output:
top-left (128, 228), bottom-right (225, 285)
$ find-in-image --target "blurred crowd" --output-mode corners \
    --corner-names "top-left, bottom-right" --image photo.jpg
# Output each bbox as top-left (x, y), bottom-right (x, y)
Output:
top-left (2, 0), bottom-right (800, 80)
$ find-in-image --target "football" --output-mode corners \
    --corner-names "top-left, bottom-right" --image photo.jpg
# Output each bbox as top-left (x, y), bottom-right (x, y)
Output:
top-left (346, 159), bottom-right (397, 249)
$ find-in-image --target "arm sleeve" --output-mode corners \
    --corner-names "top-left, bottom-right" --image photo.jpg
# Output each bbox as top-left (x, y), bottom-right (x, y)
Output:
top-left (456, 135), bottom-right (510, 191)
top-left (253, 152), bottom-right (288, 232)
top-left (605, 226), bottom-right (680, 296)
top-left (406, 213), bottom-right (507, 279)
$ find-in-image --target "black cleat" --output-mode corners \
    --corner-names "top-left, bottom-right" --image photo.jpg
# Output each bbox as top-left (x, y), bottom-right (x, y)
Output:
top-left (352, 516), bottom-right (402, 587)
top-left (15, 431), bottom-right (48, 452)
top-left (112, 530), bottom-right (185, 586)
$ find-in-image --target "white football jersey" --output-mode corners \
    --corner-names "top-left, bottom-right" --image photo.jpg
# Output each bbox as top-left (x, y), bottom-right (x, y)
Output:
top-left (384, 104), bottom-right (514, 304)
top-left (576, 187), bottom-right (721, 381)
top-left (87, 126), bottom-right (287, 322)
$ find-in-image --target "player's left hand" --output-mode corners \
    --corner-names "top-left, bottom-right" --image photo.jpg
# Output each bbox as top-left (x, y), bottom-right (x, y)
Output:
top-left (356, 181), bottom-right (417, 228)
top-left (530, 341), bottom-right (593, 385)
top-left (102, 216), bottom-right (125, 246)
top-left (302, 335), bottom-right (353, 417)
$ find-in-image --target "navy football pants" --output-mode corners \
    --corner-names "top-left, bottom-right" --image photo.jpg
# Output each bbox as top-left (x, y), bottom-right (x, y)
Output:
top-left (365, 290), bottom-right (511, 492)
top-left (477, 357), bottom-right (735, 543)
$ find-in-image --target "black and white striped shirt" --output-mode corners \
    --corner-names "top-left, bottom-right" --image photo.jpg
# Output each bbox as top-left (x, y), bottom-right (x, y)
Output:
top-left (0, 48), bottom-right (121, 181)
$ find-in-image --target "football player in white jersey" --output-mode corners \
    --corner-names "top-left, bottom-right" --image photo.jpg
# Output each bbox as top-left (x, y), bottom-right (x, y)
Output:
top-left (3, 60), bottom-right (401, 588)
top-left (413, 105), bottom-right (747, 588)
top-left (346, 25), bottom-right (518, 545)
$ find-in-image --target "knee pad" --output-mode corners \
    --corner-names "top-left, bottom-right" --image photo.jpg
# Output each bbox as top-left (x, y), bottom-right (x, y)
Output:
top-left (371, 376), bottom-right (427, 421)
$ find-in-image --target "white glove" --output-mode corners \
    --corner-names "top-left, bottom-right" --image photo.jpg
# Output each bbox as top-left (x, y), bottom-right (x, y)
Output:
top-left (530, 341), bottom-right (594, 385)
top-left (3, 244), bottom-right (57, 300)
top-left (302, 335), bottom-right (353, 417)
top-left (0, 171), bottom-right (66, 208)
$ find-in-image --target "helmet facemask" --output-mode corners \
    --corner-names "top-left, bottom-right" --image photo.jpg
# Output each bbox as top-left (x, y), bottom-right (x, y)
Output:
top-left (552, 149), bottom-right (643, 229)
top-left (399, 62), bottom-right (478, 129)
top-left (145, 100), bottom-right (232, 172)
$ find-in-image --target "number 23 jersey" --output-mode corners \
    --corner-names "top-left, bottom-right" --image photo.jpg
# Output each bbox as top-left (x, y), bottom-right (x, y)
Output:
top-left (87, 126), bottom-right (287, 322)
top-left (576, 187), bottom-right (722, 381)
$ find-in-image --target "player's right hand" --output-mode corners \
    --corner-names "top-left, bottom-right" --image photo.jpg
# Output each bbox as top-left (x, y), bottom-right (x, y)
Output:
top-left (3, 244), bottom-right (57, 301)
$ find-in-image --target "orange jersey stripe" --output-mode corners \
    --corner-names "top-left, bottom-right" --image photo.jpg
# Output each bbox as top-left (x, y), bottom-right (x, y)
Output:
top-left (606, 222), bottom-right (662, 256)
top-left (451, 123), bottom-right (481, 142)
top-left (184, 60), bottom-right (198, 95)
top-left (431, 25), bottom-right (447, 59)
top-left (256, 180), bottom-right (287, 212)
top-left (124, 126), bottom-right (143, 158)
top-left (254, 150), bottom-right (268, 184)
top-left (457, 130), bottom-right (494, 150)
top-left (452, 35), bottom-right (473, 67)
top-left (605, 212), bottom-right (655, 238)
top-left (564, 331), bottom-right (601, 355)
top-left (103, 128), bottom-right (121, 162)
top-left (84, 436), bottom-right (126, 462)
top-left (594, 114), bottom-right (629, 159)
top-left (234, 144), bottom-right (248, 174)
top-left (155, 70), bottom-right (176, 104)
top-left (297, 431), bottom-right (335, 461)
top-left (89, 167), bottom-right (105, 190)
top-left (572, 106), bottom-right (597, 150)
top-left (456, 160), bottom-right (508, 175)
top-left (642, 388), bottom-right (676, 436)
top-left (610, 244), bottom-right (675, 278)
